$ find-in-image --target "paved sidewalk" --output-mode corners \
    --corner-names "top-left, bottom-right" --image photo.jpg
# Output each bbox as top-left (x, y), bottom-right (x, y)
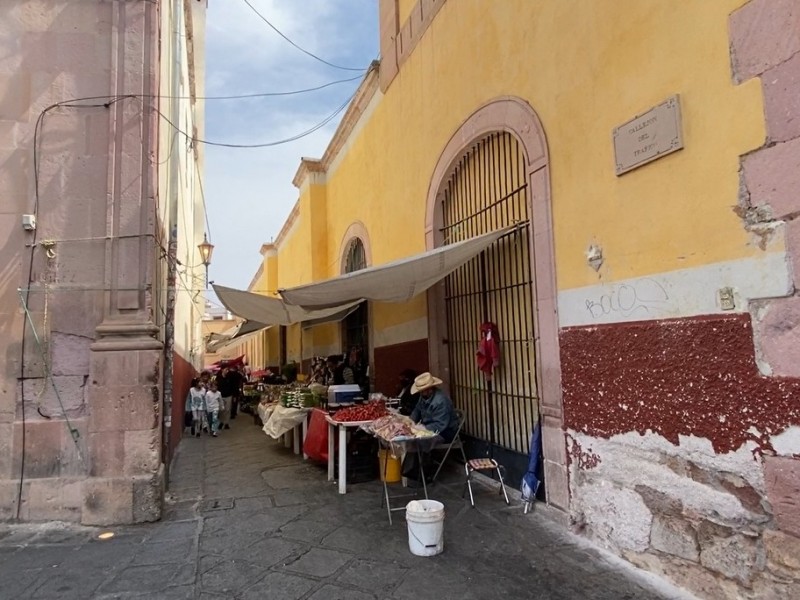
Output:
top-left (0, 417), bottom-right (694, 599)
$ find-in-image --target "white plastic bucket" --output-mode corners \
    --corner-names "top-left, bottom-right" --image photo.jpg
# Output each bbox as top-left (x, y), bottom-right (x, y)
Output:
top-left (406, 499), bottom-right (445, 556)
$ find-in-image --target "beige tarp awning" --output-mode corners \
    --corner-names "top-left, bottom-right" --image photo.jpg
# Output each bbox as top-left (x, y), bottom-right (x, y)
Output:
top-left (212, 285), bottom-right (363, 328)
top-left (279, 225), bottom-right (518, 309)
top-left (206, 320), bottom-right (272, 353)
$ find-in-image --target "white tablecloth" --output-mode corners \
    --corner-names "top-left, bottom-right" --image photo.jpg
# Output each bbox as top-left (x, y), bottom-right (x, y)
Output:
top-left (257, 403), bottom-right (275, 425)
top-left (262, 405), bottom-right (309, 439)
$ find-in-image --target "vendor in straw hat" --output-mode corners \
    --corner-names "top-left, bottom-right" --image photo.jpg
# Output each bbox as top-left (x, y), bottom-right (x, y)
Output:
top-left (409, 372), bottom-right (459, 443)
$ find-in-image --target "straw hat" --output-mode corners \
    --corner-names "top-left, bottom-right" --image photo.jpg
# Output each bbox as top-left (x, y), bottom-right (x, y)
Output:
top-left (410, 372), bottom-right (443, 394)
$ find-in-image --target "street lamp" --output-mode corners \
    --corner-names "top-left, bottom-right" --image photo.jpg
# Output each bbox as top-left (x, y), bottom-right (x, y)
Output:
top-left (198, 233), bottom-right (214, 287)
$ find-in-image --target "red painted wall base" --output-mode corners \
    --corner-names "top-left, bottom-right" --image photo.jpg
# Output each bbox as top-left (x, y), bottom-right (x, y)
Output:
top-left (560, 313), bottom-right (800, 454)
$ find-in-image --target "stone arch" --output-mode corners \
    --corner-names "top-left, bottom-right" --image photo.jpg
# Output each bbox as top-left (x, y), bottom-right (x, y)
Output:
top-left (424, 96), bottom-right (569, 512)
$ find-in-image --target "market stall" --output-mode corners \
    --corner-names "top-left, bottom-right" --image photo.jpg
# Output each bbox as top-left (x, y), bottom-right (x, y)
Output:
top-left (320, 399), bottom-right (435, 498)
top-left (257, 387), bottom-right (323, 456)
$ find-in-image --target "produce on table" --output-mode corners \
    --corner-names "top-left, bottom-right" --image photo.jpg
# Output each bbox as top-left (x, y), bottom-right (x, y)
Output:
top-left (368, 414), bottom-right (436, 441)
top-left (280, 389), bottom-right (317, 409)
top-left (332, 401), bottom-right (388, 423)
top-left (259, 384), bottom-right (297, 406)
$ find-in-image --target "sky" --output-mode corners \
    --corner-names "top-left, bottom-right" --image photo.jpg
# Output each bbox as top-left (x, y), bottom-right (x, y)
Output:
top-left (202, 0), bottom-right (379, 301)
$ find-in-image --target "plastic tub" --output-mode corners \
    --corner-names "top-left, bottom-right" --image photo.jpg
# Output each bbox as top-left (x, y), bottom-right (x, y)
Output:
top-left (406, 499), bottom-right (445, 556)
top-left (378, 448), bottom-right (402, 483)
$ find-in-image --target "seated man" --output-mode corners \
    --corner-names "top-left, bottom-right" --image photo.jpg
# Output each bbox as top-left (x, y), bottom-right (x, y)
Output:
top-left (402, 372), bottom-right (459, 481)
top-left (410, 372), bottom-right (459, 442)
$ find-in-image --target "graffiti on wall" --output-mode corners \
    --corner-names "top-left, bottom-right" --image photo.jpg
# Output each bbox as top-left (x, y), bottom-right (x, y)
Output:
top-left (585, 278), bottom-right (670, 320)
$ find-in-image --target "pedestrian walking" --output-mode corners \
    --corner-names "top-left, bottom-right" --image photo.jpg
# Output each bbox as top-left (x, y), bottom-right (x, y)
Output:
top-left (217, 366), bottom-right (235, 430)
top-left (205, 381), bottom-right (222, 437)
top-left (230, 366), bottom-right (244, 420)
top-left (187, 378), bottom-right (207, 438)
top-left (183, 386), bottom-right (194, 435)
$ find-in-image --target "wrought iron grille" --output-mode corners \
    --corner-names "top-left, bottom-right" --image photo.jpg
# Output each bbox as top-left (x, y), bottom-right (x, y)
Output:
top-left (441, 132), bottom-right (538, 462)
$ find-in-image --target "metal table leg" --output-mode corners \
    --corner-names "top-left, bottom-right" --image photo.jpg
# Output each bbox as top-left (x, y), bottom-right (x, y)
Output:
top-left (420, 450), bottom-right (429, 500)
top-left (302, 415), bottom-right (309, 460)
top-left (293, 424), bottom-right (301, 455)
top-left (338, 424), bottom-right (347, 494)
top-left (327, 421), bottom-right (335, 482)
top-left (381, 447), bottom-right (393, 525)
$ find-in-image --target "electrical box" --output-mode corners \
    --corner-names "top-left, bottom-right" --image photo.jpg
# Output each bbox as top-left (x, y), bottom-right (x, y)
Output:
top-left (22, 214), bottom-right (36, 231)
top-left (718, 287), bottom-right (735, 311)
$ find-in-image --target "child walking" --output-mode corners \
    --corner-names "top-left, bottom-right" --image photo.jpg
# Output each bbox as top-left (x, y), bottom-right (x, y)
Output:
top-left (205, 381), bottom-right (222, 437)
top-left (187, 378), bottom-right (207, 438)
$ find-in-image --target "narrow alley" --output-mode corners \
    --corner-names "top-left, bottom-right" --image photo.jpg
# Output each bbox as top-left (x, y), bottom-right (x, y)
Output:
top-left (1, 421), bottom-right (691, 600)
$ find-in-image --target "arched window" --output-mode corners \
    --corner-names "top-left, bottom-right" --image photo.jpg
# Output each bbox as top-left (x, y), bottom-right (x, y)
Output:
top-left (344, 238), bottom-right (367, 274)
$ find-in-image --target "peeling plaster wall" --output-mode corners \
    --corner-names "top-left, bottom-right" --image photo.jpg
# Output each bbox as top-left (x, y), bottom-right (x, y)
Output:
top-left (553, 2), bottom-right (800, 597)
top-left (567, 426), bottom-right (800, 599)
top-left (561, 311), bottom-right (800, 597)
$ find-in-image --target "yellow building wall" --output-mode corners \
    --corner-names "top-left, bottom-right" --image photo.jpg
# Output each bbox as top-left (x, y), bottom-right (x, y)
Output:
top-left (276, 222), bottom-right (309, 289)
top-left (319, 0), bottom-right (763, 295)
top-left (286, 323), bottom-right (302, 364)
top-left (262, 0), bottom-right (767, 357)
top-left (310, 323), bottom-right (341, 359)
top-left (397, 0), bottom-right (416, 25)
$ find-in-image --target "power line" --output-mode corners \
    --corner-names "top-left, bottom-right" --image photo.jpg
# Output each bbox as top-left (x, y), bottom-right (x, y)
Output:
top-left (192, 74), bottom-right (364, 99)
top-left (42, 93), bottom-right (356, 149)
top-left (241, 0), bottom-right (369, 72)
top-left (152, 93), bottom-right (355, 148)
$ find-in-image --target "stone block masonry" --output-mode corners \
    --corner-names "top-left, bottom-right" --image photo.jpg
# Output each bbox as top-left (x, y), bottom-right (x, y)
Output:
top-left (0, 0), bottom-right (169, 526)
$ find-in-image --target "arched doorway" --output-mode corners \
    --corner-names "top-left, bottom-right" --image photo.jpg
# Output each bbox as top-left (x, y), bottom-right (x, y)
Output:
top-left (426, 98), bottom-right (568, 511)
top-left (341, 234), bottom-right (373, 394)
top-left (440, 132), bottom-right (536, 483)
top-left (342, 237), bottom-right (369, 354)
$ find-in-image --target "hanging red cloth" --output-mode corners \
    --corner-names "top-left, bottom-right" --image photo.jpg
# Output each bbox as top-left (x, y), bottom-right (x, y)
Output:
top-left (476, 322), bottom-right (501, 379)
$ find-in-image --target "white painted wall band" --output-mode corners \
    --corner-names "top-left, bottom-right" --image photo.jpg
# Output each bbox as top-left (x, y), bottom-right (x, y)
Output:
top-left (558, 252), bottom-right (791, 328)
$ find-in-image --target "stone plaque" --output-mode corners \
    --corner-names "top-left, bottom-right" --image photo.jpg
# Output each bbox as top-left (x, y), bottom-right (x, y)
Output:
top-left (613, 95), bottom-right (683, 176)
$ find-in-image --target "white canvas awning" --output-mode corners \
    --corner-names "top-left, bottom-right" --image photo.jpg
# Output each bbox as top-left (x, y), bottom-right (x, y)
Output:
top-left (212, 285), bottom-right (363, 327)
top-left (206, 320), bottom-right (271, 353)
top-left (279, 225), bottom-right (519, 309)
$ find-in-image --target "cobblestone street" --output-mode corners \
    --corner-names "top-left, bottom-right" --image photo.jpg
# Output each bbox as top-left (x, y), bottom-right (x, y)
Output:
top-left (0, 418), bottom-right (694, 599)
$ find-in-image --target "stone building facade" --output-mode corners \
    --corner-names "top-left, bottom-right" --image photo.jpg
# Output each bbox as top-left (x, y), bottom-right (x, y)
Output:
top-left (0, 0), bottom-right (208, 524)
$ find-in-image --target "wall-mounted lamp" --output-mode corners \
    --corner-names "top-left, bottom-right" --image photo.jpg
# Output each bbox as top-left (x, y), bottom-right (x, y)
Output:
top-left (198, 234), bottom-right (214, 287)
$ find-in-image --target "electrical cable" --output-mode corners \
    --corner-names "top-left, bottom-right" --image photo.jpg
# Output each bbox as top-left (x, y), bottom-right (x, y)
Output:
top-left (37, 91), bottom-right (358, 150)
top-left (150, 92), bottom-right (355, 148)
top-left (240, 0), bottom-right (368, 72)
top-left (188, 74), bottom-right (365, 99)
top-left (18, 291), bottom-right (85, 466)
top-left (22, 85), bottom-right (359, 513)
top-left (20, 96), bottom-right (123, 519)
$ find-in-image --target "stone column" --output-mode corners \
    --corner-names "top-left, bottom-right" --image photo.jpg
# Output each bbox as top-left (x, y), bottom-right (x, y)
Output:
top-left (82, 0), bottom-right (164, 525)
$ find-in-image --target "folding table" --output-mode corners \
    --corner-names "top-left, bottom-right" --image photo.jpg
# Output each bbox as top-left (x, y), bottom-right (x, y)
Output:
top-left (324, 415), bottom-right (374, 494)
top-left (376, 437), bottom-right (429, 525)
